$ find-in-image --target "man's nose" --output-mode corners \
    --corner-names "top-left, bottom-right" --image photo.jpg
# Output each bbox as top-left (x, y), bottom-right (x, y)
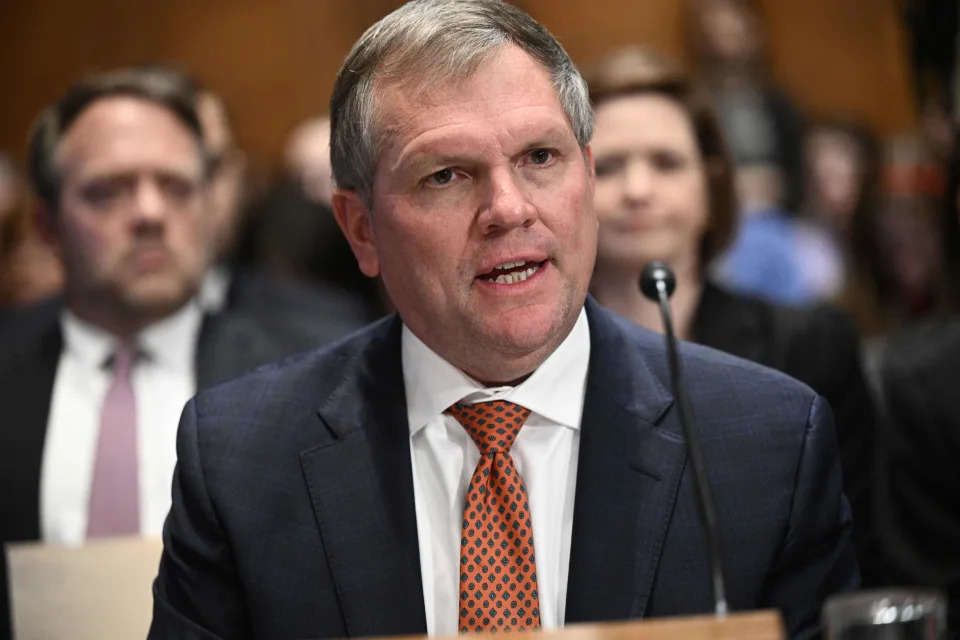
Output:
top-left (131, 179), bottom-right (167, 224)
top-left (478, 169), bottom-right (538, 234)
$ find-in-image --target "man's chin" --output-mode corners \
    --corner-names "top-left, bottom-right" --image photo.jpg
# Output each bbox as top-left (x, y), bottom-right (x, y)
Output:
top-left (477, 305), bottom-right (570, 359)
top-left (120, 282), bottom-right (196, 320)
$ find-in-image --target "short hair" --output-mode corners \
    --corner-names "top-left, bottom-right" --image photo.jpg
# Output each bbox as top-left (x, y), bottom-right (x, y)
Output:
top-left (581, 46), bottom-right (737, 268)
top-left (28, 66), bottom-right (207, 210)
top-left (329, 0), bottom-right (593, 207)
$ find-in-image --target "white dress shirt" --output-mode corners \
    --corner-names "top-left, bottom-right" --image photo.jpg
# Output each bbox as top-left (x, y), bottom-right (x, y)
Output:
top-left (403, 309), bottom-right (590, 636)
top-left (198, 265), bottom-right (230, 314)
top-left (41, 302), bottom-right (203, 545)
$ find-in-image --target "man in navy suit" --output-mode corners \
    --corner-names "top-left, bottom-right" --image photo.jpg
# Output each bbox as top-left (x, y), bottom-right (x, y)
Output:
top-left (150, 1), bottom-right (858, 638)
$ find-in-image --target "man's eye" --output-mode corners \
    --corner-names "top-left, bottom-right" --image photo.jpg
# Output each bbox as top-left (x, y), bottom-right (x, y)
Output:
top-left (158, 175), bottom-right (197, 201)
top-left (82, 182), bottom-right (122, 207)
top-left (529, 149), bottom-right (554, 165)
top-left (428, 168), bottom-right (455, 186)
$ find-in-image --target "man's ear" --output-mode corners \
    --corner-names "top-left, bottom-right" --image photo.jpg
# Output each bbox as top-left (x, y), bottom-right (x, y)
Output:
top-left (331, 189), bottom-right (380, 278)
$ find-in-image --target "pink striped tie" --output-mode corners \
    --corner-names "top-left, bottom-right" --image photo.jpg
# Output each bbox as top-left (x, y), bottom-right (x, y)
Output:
top-left (86, 343), bottom-right (139, 538)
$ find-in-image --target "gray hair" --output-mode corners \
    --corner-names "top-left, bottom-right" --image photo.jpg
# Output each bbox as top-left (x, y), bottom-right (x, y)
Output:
top-left (329, 0), bottom-right (593, 207)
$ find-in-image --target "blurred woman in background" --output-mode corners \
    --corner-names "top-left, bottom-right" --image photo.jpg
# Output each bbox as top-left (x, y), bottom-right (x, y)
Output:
top-left (797, 119), bottom-right (881, 302)
top-left (583, 46), bottom-right (880, 582)
top-left (842, 136), bottom-right (953, 342)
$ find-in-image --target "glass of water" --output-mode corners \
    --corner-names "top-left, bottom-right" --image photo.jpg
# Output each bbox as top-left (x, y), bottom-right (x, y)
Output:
top-left (823, 589), bottom-right (947, 640)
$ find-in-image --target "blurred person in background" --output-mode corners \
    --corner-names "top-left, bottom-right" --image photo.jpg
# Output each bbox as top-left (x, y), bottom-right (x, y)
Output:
top-left (687, 0), bottom-right (805, 212)
top-left (284, 115), bottom-right (334, 207)
top-left (803, 121), bottom-right (881, 242)
top-left (583, 46), bottom-right (880, 582)
top-left (841, 136), bottom-right (953, 376)
top-left (236, 114), bottom-right (386, 318)
top-left (796, 119), bottom-right (882, 302)
top-left (688, 0), bottom-right (836, 306)
top-left (874, 129), bottom-right (960, 635)
top-left (0, 153), bottom-right (23, 253)
top-left (0, 153), bottom-right (63, 315)
top-left (0, 66), bottom-right (367, 552)
top-left (712, 158), bottom-right (836, 305)
top-left (902, 0), bottom-right (958, 164)
top-left (147, 67), bottom-right (384, 342)
top-left (0, 68), bottom-right (211, 547)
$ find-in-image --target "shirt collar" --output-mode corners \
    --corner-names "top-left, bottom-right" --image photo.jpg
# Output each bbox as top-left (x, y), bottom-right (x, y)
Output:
top-left (402, 307), bottom-right (590, 435)
top-left (60, 309), bottom-right (116, 371)
top-left (198, 265), bottom-right (231, 313)
top-left (60, 300), bottom-right (204, 372)
top-left (139, 301), bottom-right (204, 371)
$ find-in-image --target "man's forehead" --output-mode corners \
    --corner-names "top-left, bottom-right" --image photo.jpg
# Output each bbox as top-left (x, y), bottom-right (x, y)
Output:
top-left (58, 96), bottom-right (202, 175)
top-left (374, 44), bottom-right (566, 149)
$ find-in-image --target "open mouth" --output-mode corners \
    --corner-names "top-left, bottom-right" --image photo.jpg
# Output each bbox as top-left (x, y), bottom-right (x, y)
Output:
top-left (477, 259), bottom-right (545, 285)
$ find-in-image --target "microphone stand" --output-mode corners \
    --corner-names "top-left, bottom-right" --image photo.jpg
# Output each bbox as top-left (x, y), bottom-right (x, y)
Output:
top-left (640, 261), bottom-right (728, 618)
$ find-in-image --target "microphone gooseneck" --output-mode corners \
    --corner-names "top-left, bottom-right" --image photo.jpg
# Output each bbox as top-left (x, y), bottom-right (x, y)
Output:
top-left (639, 261), bottom-right (729, 618)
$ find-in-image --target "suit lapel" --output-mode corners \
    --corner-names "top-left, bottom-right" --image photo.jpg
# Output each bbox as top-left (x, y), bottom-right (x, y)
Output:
top-left (565, 299), bottom-right (687, 623)
top-left (301, 317), bottom-right (427, 637)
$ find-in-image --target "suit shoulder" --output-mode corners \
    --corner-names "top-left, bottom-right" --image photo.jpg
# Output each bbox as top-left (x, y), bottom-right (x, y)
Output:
top-left (0, 297), bottom-right (62, 372)
top-left (681, 334), bottom-right (818, 404)
top-left (602, 303), bottom-right (819, 405)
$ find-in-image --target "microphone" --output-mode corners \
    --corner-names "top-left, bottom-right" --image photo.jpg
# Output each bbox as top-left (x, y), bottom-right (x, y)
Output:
top-left (639, 261), bottom-right (728, 618)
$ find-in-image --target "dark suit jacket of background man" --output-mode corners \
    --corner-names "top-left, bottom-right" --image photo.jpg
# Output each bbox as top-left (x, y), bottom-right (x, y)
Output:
top-left (149, 296), bottom-right (859, 640)
top-left (0, 268), bottom-right (381, 545)
top-left (876, 316), bottom-right (960, 635)
top-left (692, 281), bottom-right (880, 583)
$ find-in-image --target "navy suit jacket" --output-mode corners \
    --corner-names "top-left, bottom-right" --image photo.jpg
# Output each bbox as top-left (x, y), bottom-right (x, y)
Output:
top-left (150, 298), bottom-right (858, 639)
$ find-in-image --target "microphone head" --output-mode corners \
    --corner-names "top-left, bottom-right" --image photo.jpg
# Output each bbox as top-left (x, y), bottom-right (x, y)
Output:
top-left (640, 261), bottom-right (677, 300)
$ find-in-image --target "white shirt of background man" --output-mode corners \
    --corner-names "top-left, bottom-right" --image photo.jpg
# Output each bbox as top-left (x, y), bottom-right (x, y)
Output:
top-left (41, 302), bottom-right (203, 544)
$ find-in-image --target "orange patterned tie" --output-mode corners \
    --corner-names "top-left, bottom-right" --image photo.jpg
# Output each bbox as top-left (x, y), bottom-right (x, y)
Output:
top-left (446, 400), bottom-right (541, 633)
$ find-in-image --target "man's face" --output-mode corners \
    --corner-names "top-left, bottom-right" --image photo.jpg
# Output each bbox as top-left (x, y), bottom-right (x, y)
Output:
top-left (51, 96), bottom-right (209, 327)
top-left (334, 44), bottom-right (597, 384)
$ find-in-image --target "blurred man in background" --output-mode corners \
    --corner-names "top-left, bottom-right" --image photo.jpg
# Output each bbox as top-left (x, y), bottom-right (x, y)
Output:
top-left (192, 81), bottom-right (385, 346)
top-left (0, 65), bottom-right (371, 551)
top-left (0, 68), bottom-right (213, 548)
top-left (238, 113), bottom-right (387, 317)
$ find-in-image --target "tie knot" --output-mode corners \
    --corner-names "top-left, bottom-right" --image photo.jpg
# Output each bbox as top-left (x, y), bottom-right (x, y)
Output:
top-left (110, 343), bottom-right (138, 378)
top-left (445, 400), bottom-right (530, 455)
